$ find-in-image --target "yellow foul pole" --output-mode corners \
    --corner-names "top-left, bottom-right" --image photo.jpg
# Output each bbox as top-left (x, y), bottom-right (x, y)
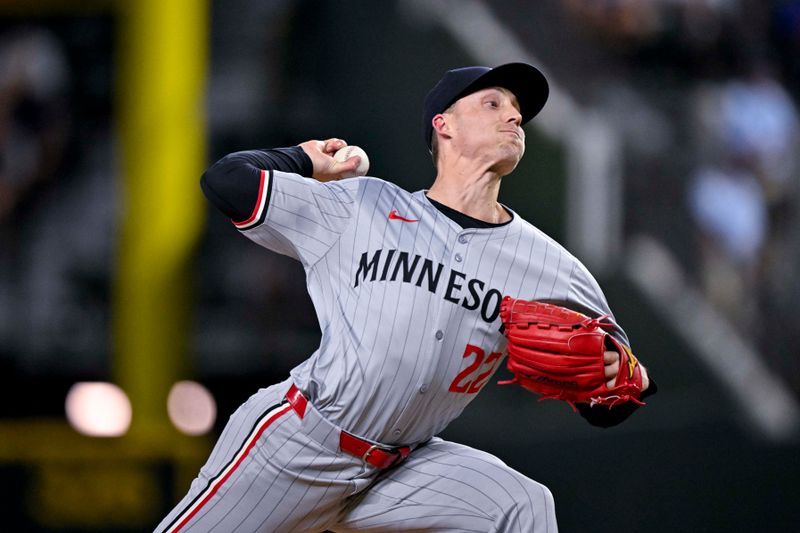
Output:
top-left (115, 0), bottom-right (208, 438)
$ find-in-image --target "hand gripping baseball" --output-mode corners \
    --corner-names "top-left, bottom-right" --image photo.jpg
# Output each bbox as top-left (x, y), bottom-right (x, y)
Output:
top-left (499, 296), bottom-right (644, 410)
top-left (298, 138), bottom-right (364, 182)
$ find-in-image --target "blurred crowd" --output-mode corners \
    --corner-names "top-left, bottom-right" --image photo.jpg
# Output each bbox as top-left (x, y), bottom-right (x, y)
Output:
top-left (0, 21), bottom-right (115, 390)
top-left (0, 26), bottom-right (72, 373)
top-left (2, 1), bottom-right (800, 402)
top-left (0, 28), bottom-right (69, 223)
top-left (563, 0), bottom-right (800, 392)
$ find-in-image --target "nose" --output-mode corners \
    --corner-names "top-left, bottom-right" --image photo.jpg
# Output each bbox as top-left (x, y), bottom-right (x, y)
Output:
top-left (506, 106), bottom-right (522, 126)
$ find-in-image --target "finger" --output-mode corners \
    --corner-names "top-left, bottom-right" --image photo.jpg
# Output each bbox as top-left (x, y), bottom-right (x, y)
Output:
top-left (604, 350), bottom-right (619, 388)
top-left (604, 359), bottom-right (619, 380)
top-left (330, 155), bottom-right (360, 174)
top-left (321, 155), bottom-right (361, 182)
top-left (323, 138), bottom-right (347, 154)
top-left (341, 155), bottom-right (361, 171)
top-left (603, 350), bottom-right (619, 365)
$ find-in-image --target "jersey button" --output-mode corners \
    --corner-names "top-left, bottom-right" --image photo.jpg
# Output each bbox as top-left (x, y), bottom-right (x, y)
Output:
top-left (419, 384), bottom-right (428, 393)
top-left (393, 428), bottom-right (402, 436)
top-left (458, 235), bottom-right (469, 244)
top-left (435, 330), bottom-right (443, 340)
top-left (454, 253), bottom-right (463, 262)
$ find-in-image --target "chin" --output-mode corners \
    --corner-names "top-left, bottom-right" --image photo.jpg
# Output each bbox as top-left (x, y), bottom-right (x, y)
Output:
top-left (492, 159), bottom-right (520, 177)
top-left (497, 162), bottom-right (520, 176)
top-left (494, 146), bottom-right (523, 175)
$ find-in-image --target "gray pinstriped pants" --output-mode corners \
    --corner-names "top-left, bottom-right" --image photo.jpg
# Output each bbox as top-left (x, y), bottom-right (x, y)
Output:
top-left (155, 379), bottom-right (557, 532)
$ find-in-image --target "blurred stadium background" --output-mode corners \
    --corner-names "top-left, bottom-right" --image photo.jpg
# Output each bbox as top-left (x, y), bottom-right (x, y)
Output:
top-left (1, 0), bottom-right (799, 531)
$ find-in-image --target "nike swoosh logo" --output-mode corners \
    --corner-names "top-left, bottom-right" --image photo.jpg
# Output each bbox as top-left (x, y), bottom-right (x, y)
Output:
top-left (388, 210), bottom-right (419, 223)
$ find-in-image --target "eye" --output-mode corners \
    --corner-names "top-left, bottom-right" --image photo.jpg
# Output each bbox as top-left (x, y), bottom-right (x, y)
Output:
top-left (485, 100), bottom-right (499, 109)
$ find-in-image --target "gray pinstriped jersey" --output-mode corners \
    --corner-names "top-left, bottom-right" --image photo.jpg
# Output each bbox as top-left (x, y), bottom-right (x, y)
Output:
top-left (240, 169), bottom-right (628, 446)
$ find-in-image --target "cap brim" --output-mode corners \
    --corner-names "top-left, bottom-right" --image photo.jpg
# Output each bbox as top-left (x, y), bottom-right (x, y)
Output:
top-left (455, 62), bottom-right (549, 125)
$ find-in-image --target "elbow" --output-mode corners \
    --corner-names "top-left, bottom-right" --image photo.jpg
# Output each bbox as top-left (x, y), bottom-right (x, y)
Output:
top-left (199, 166), bottom-right (217, 203)
top-left (198, 156), bottom-right (235, 215)
top-left (197, 153), bottom-right (261, 220)
top-left (200, 156), bottom-right (230, 200)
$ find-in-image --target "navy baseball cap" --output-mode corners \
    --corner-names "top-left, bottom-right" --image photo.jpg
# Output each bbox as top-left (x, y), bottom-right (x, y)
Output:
top-left (422, 62), bottom-right (549, 150)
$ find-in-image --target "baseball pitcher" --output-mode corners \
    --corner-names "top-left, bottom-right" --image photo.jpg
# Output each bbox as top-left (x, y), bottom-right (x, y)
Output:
top-left (156, 62), bottom-right (656, 533)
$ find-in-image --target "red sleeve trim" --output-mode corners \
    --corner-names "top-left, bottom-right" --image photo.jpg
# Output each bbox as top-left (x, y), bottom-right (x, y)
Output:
top-left (232, 169), bottom-right (271, 230)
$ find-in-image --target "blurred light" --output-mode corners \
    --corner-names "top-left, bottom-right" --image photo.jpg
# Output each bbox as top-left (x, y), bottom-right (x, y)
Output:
top-left (167, 381), bottom-right (216, 435)
top-left (65, 382), bottom-right (132, 437)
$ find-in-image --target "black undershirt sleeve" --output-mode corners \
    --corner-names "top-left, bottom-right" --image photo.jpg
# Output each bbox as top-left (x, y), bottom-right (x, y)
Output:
top-left (200, 146), bottom-right (312, 221)
top-left (577, 379), bottom-right (658, 427)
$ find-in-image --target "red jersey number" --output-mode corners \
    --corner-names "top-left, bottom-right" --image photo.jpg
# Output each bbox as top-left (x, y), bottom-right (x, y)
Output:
top-left (448, 344), bottom-right (504, 394)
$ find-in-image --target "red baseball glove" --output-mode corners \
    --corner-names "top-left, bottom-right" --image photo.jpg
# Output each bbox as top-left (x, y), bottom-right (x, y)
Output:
top-left (499, 296), bottom-right (644, 409)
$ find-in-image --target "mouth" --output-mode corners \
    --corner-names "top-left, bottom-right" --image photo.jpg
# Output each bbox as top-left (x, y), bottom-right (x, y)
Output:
top-left (500, 129), bottom-right (523, 140)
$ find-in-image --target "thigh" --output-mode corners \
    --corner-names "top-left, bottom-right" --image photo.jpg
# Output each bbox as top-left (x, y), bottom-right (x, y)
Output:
top-left (333, 438), bottom-right (557, 533)
top-left (156, 380), bottom-right (367, 533)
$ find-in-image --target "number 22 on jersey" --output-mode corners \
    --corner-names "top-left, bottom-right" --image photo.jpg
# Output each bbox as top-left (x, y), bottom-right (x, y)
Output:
top-left (448, 344), bottom-right (504, 394)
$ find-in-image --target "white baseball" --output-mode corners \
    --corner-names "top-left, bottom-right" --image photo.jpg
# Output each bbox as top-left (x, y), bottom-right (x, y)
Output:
top-left (333, 145), bottom-right (370, 178)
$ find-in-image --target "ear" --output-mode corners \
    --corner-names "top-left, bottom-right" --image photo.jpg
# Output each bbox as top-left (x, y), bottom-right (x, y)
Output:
top-left (432, 113), bottom-right (451, 140)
